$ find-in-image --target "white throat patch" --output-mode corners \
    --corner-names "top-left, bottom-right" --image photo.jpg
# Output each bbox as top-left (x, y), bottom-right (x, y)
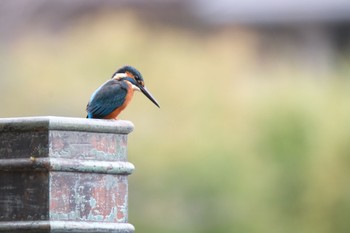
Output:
top-left (131, 84), bottom-right (140, 91)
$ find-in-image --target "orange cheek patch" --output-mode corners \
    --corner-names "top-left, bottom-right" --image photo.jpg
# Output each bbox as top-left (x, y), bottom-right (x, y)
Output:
top-left (125, 71), bottom-right (135, 79)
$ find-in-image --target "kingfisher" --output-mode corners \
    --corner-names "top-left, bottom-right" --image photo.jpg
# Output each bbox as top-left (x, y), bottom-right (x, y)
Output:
top-left (86, 65), bottom-right (160, 119)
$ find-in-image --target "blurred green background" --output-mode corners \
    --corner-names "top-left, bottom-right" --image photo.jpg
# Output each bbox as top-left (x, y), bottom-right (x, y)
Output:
top-left (1, 1), bottom-right (350, 233)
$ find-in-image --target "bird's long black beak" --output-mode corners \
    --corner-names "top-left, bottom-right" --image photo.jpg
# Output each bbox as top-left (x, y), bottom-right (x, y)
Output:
top-left (139, 85), bottom-right (160, 108)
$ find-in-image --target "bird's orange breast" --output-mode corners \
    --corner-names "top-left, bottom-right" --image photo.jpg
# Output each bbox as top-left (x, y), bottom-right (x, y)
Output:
top-left (104, 82), bottom-right (135, 120)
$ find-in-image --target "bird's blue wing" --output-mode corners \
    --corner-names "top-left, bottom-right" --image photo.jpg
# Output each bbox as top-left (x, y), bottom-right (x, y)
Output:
top-left (86, 80), bottom-right (128, 118)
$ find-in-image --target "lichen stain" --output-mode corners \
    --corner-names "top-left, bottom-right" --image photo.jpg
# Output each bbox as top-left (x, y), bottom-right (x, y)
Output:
top-left (116, 177), bottom-right (128, 222)
top-left (50, 136), bottom-right (65, 152)
top-left (90, 178), bottom-right (117, 221)
top-left (50, 173), bottom-right (73, 213)
top-left (91, 134), bottom-right (116, 154)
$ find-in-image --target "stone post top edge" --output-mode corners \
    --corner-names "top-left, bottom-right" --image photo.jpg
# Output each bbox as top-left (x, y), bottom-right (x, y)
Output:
top-left (0, 116), bottom-right (134, 134)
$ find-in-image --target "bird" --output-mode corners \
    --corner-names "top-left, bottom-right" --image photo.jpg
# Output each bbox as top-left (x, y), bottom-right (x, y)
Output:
top-left (86, 65), bottom-right (160, 119)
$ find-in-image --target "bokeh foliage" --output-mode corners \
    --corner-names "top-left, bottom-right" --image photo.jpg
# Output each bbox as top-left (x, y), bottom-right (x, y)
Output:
top-left (1, 12), bottom-right (350, 233)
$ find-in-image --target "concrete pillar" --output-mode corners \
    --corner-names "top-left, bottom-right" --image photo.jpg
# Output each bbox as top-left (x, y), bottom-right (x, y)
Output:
top-left (0, 116), bottom-right (135, 233)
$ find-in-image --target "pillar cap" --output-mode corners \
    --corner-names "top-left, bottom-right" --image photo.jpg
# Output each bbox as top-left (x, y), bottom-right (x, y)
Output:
top-left (0, 116), bottom-right (134, 134)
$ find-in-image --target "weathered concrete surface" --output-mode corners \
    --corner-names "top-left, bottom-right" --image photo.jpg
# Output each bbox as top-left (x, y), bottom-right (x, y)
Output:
top-left (0, 171), bottom-right (49, 221)
top-left (0, 116), bottom-right (135, 233)
top-left (49, 173), bottom-right (129, 222)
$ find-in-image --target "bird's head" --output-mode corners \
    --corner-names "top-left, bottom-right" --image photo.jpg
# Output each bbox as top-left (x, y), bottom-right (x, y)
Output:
top-left (112, 65), bottom-right (160, 108)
